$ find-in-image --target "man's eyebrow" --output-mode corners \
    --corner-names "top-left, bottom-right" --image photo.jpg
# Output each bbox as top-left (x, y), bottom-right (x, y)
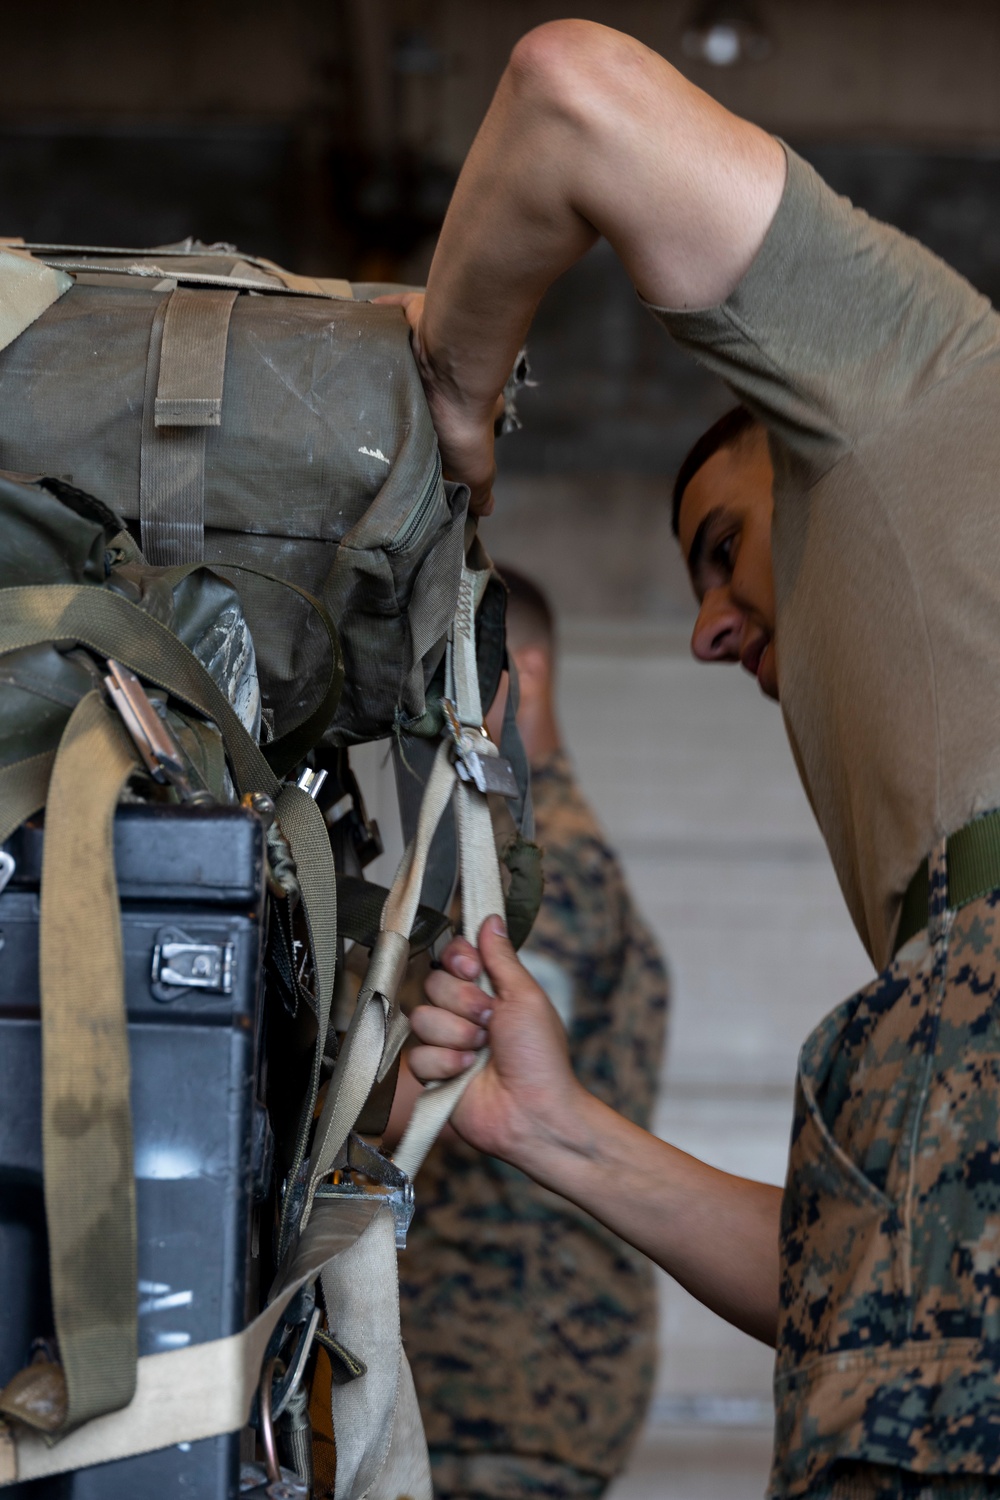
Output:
top-left (686, 505), bottom-right (724, 584)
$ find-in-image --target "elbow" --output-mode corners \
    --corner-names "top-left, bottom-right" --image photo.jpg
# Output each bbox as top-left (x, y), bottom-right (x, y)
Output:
top-left (506, 19), bottom-right (634, 131)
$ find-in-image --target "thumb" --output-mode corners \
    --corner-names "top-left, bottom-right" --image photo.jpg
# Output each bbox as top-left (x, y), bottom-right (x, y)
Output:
top-left (478, 915), bottom-right (528, 998)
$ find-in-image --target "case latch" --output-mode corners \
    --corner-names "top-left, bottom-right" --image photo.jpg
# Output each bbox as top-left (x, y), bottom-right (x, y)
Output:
top-left (152, 926), bottom-right (234, 1001)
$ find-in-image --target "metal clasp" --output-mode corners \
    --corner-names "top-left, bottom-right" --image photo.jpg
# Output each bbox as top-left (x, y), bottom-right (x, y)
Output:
top-left (315, 1131), bottom-right (416, 1249)
top-left (152, 926), bottom-right (234, 1001)
top-left (441, 698), bottom-right (519, 799)
top-left (105, 659), bottom-right (213, 805)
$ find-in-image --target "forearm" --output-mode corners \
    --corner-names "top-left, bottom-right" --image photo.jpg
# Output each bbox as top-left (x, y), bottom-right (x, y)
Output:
top-left (514, 1084), bottom-right (781, 1345)
top-left (420, 43), bottom-right (598, 420)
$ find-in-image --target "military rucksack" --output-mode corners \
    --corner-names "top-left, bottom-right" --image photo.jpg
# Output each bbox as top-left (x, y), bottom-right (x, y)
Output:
top-left (0, 247), bottom-right (540, 1497)
top-left (0, 239), bottom-right (468, 748)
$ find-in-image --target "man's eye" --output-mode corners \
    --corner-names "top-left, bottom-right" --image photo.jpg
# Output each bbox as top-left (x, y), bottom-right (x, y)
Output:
top-left (713, 534), bottom-right (736, 571)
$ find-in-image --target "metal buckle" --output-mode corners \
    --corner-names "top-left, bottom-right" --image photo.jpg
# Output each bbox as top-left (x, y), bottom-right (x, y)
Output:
top-left (104, 659), bottom-right (213, 805)
top-left (441, 698), bottom-right (519, 799)
top-left (314, 1132), bottom-right (416, 1249)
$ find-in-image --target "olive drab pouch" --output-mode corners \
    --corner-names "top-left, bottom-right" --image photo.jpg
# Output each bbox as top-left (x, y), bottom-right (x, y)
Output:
top-left (0, 240), bottom-right (467, 749)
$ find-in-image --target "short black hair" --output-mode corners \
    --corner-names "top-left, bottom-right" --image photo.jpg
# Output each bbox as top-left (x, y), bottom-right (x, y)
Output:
top-left (497, 564), bottom-right (555, 652)
top-left (671, 405), bottom-right (759, 538)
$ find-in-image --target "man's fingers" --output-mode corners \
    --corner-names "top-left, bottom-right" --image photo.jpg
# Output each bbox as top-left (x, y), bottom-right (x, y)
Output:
top-left (424, 970), bottom-right (492, 1024)
top-left (478, 914), bottom-right (536, 998)
top-left (411, 1003), bottom-right (487, 1052)
top-left (440, 936), bottom-right (482, 982)
top-left (409, 1042), bottom-right (478, 1085)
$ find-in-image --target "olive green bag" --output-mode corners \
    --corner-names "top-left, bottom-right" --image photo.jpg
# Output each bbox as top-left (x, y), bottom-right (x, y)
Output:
top-left (0, 240), bottom-right (468, 748)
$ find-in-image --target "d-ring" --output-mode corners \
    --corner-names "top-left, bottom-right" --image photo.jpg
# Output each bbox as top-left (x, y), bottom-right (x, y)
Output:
top-left (257, 1355), bottom-right (282, 1485)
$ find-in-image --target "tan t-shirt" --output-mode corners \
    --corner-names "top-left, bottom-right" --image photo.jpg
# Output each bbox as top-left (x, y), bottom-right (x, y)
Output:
top-left (649, 146), bottom-right (1000, 969)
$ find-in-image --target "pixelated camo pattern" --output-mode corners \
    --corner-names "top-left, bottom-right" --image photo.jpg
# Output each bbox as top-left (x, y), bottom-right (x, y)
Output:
top-left (399, 749), bottom-right (669, 1489)
top-left (773, 839), bottom-right (1000, 1496)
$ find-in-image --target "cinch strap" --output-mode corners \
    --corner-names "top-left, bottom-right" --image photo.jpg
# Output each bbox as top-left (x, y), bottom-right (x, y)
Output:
top-left (0, 695), bottom-right (141, 1439)
top-left (140, 288), bottom-right (238, 565)
top-left (0, 248), bottom-right (71, 355)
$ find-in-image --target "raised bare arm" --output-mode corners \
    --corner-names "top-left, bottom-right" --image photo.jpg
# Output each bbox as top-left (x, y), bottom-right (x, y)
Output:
top-left (407, 19), bottom-right (786, 511)
top-left (409, 920), bottom-right (782, 1346)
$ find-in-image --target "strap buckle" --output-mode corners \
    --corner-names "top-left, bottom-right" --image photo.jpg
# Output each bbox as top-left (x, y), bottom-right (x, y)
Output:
top-left (314, 1132), bottom-right (415, 1249)
top-left (441, 697), bottom-right (518, 799)
top-left (104, 659), bottom-right (213, 804)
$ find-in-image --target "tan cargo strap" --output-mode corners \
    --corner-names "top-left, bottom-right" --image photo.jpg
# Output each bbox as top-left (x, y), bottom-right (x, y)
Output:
top-left (0, 248), bottom-right (71, 356)
top-left (16, 242), bottom-right (355, 302)
top-left (0, 579), bottom-right (338, 1193)
top-left (40, 695), bottom-right (140, 1432)
top-left (393, 559), bottom-right (502, 1179)
top-left (27, 258), bottom-right (354, 299)
top-left (0, 1196), bottom-right (382, 1487)
top-left (141, 288), bottom-right (238, 565)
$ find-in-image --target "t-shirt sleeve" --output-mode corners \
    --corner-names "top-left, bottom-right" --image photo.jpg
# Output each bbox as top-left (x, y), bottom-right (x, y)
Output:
top-left (645, 146), bottom-right (1000, 484)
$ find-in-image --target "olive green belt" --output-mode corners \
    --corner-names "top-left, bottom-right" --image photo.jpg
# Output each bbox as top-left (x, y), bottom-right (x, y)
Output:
top-left (894, 807), bottom-right (1000, 956)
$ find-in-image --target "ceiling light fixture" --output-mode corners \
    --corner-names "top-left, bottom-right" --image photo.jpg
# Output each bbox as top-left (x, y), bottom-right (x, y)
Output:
top-left (681, 1), bottom-right (774, 67)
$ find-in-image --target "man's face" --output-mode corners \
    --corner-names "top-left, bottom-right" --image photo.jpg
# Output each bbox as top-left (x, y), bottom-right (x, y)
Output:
top-left (676, 428), bottom-right (779, 701)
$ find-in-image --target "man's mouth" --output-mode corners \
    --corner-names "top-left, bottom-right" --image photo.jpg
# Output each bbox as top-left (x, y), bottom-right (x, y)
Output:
top-left (740, 636), bottom-right (769, 680)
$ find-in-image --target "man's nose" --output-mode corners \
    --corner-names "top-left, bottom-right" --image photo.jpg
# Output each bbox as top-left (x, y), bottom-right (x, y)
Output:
top-left (691, 591), bottom-right (744, 664)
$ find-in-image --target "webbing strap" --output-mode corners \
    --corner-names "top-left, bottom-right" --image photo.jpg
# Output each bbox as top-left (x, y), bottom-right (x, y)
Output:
top-left (41, 694), bottom-right (140, 1431)
top-left (393, 560), bottom-right (501, 1180)
top-left (0, 584), bottom-right (279, 800)
top-left (141, 289), bottom-right (237, 564)
top-left (391, 773), bottom-right (494, 1180)
top-left (301, 740), bottom-right (457, 1236)
top-left (154, 287), bottom-right (237, 428)
top-left (0, 1197), bottom-right (381, 1487)
top-left (0, 749), bottom-right (56, 846)
top-left (321, 1211), bottom-right (405, 1500)
top-left (0, 584), bottom-right (336, 1118)
top-left (0, 248), bottom-right (71, 355)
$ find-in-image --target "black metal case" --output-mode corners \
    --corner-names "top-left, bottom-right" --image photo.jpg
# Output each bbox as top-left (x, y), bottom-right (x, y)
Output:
top-left (0, 804), bottom-right (267, 1499)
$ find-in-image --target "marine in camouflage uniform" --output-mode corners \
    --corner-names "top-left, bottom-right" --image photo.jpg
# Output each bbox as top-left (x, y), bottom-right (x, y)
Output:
top-left (399, 650), bottom-right (669, 1500)
top-left (772, 840), bottom-right (1000, 1499)
top-left (398, 29), bottom-right (1000, 1496)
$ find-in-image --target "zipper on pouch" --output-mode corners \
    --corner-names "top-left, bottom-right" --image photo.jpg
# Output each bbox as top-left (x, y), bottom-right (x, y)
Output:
top-left (386, 460), bottom-right (442, 554)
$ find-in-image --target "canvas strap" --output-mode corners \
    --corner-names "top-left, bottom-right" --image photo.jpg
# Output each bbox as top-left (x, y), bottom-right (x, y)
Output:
top-left (40, 695), bottom-right (141, 1430)
top-left (0, 749), bottom-right (57, 846)
top-left (0, 587), bottom-right (337, 1439)
top-left (0, 561), bottom-right (502, 1496)
top-left (313, 559), bottom-right (506, 1499)
top-left (0, 1196), bottom-right (382, 1487)
top-left (0, 248), bottom-right (71, 356)
top-left (393, 559), bottom-right (502, 1179)
top-left (140, 288), bottom-right (238, 565)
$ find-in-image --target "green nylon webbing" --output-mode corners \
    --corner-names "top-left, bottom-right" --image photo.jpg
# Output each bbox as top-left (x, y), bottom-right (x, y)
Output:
top-left (0, 584), bottom-right (338, 1256)
top-left (40, 693), bottom-right (140, 1432)
top-left (895, 807), bottom-right (1000, 955)
top-left (0, 585), bottom-right (277, 800)
top-left (0, 750), bottom-right (56, 846)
